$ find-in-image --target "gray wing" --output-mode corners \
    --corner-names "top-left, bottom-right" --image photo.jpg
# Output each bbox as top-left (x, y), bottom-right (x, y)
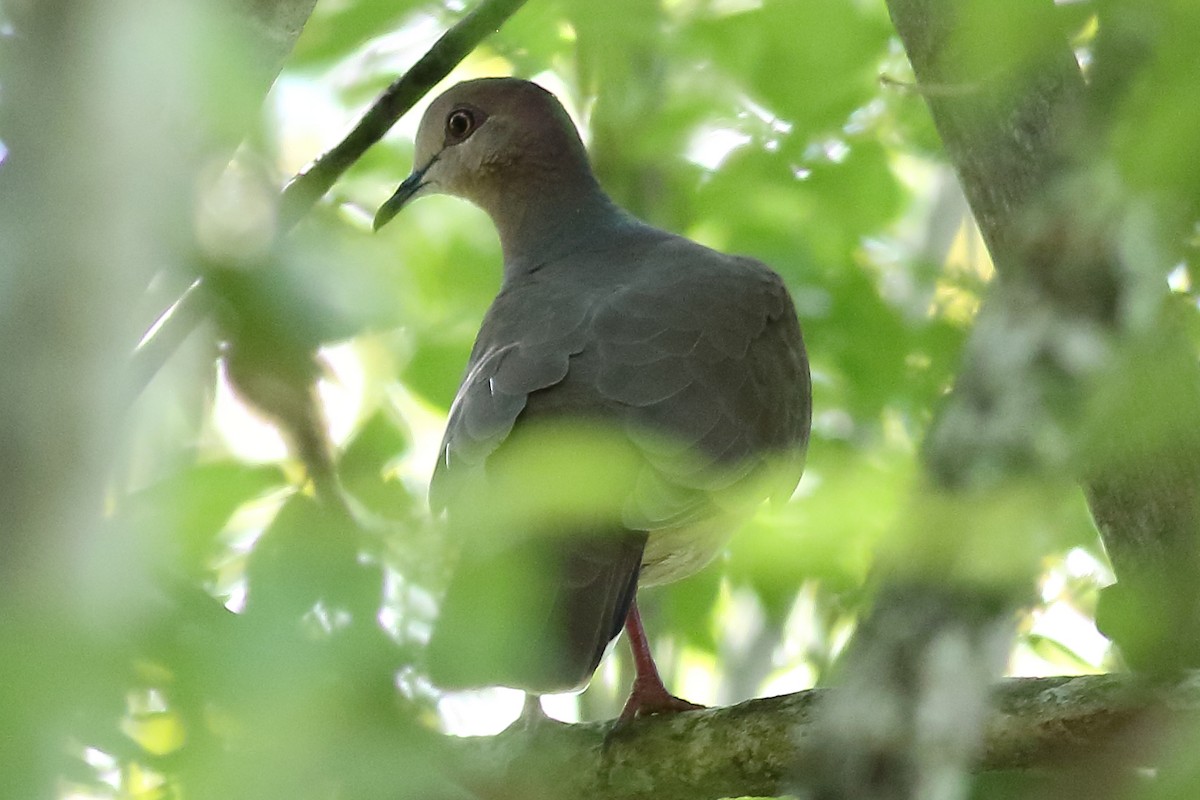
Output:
top-left (592, 239), bottom-right (810, 527)
top-left (428, 277), bottom-right (599, 513)
top-left (430, 234), bottom-right (811, 528)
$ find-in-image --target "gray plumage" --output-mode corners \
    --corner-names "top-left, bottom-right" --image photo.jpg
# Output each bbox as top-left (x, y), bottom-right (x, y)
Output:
top-left (376, 78), bottom-right (810, 695)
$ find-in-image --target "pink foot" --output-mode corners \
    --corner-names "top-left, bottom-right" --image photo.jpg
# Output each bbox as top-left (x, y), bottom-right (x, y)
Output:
top-left (618, 677), bottom-right (704, 724)
top-left (615, 598), bottom-right (706, 724)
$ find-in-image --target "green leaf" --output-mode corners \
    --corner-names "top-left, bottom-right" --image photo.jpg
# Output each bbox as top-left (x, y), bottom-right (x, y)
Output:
top-left (121, 462), bottom-right (287, 577)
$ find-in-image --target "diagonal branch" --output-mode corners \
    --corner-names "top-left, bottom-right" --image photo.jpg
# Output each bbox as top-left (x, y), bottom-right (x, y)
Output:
top-left (278, 0), bottom-right (530, 229)
top-left (803, 2), bottom-right (1106, 798)
top-left (129, 0), bottom-right (530, 402)
top-left (814, 0), bottom-right (1200, 796)
top-left (889, 0), bottom-right (1200, 677)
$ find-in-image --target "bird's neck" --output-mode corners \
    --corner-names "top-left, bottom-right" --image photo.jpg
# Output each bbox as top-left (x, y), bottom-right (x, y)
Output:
top-left (482, 169), bottom-right (629, 277)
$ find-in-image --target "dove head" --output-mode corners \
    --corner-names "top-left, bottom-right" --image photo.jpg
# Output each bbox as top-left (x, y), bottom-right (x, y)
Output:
top-left (374, 79), bottom-right (608, 249)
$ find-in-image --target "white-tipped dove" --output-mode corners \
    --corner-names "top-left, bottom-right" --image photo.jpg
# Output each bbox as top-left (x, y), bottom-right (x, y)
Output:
top-left (375, 78), bottom-right (810, 721)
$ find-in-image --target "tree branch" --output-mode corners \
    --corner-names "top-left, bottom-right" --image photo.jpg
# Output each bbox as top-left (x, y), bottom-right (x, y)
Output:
top-left (884, 0), bottom-right (1084, 266)
top-left (436, 673), bottom-right (1200, 800)
top-left (277, 0), bottom-right (530, 229)
top-left (890, 0), bottom-right (1200, 677)
top-left (801, 3), bottom-right (1107, 798)
top-left (119, 0), bottom-right (535, 519)
top-left (128, 0), bottom-right (530, 405)
top-left (816, 1), bottom-right (1200, 795)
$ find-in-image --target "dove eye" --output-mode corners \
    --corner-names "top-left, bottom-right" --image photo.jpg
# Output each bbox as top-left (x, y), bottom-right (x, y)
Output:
top-left (445, 109), bottom-right (476, 142)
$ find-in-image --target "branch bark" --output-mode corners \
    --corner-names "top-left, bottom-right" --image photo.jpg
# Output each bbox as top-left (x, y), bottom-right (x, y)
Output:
top-left (801, 2), bottom-right (1122, 798)
top-left (811, 1), bottom-right (1200, 796)
top-left (1066, 1), bottom-right (1200, 678)
top-left (889, 0), bottom-right (1200, 676)
top-left (435, 673), bottom-right (1200, 800)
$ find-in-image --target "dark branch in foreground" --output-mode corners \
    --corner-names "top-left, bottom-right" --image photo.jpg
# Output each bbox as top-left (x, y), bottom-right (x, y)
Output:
top-left (437, 673), bottom-right (1200, 800)
top-left (277, 0), bottom-right (529, 228)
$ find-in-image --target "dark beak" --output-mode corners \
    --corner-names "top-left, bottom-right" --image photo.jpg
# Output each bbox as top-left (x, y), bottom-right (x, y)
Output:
top-left (373, 162), bottom-right (431, 232)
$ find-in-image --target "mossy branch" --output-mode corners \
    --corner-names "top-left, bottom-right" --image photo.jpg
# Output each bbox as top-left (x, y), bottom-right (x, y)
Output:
top-left (436, 673), bottom-right (1200, 800)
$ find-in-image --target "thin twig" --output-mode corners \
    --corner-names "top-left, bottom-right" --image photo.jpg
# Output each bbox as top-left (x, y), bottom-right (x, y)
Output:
top-left (128, 0), bottom-right (530, 401)
top-left (278, 0), bottom-right (530, 229)
top-left (126, 279), bottom-right (213, 402)
top-left (878, 71), bottom-right (996, 97)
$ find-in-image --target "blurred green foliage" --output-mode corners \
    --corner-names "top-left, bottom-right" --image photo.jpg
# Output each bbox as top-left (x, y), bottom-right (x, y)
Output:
top-left (4, 0), bottom-right (1200, 798)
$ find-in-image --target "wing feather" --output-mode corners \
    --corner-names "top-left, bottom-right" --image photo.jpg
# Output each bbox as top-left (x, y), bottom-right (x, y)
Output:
top-left (432, 233), bottom-right (810, 530)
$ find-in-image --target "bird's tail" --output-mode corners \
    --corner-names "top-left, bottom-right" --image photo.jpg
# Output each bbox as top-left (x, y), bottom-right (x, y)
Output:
top-left (425, 529), bottom-right (646, 694)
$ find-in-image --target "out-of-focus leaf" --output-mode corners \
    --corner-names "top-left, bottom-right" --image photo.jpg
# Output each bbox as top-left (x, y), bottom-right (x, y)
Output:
top-left (817, 267), bottom-right (912, 420)
top-left (492, 0), bottom-right (573, 74)
top-left (338, 409), bottom-right (415, 517)
top-left (653, 565), bottom-right (723, 654)
top-left (400, 336), bottom-right (473, 409)
top-left (802, 140), bottom-right (904, 263)
top-left (686, 0), bottom-right (892, 138)
top-left (122, 711), bottom-right (187, 756)
top-left (728, 441), bottom-right (912, 605)
top-left (121, 462), bottom-right (286, 576)
top-left (289, 1), bottom-right (429, 68)
top-left (1106, 2), bottom-right (1200, 220)
top-left (380, 196), bottom-right (501, 327)
top-left (1024, 633), bottom-right (1102, 674)
top-left (245, 493), bottom-right (383, 624)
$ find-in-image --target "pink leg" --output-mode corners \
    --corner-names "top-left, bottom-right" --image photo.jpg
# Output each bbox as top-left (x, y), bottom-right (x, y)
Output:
top-left (617, 598), bottom-right (704, 723)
